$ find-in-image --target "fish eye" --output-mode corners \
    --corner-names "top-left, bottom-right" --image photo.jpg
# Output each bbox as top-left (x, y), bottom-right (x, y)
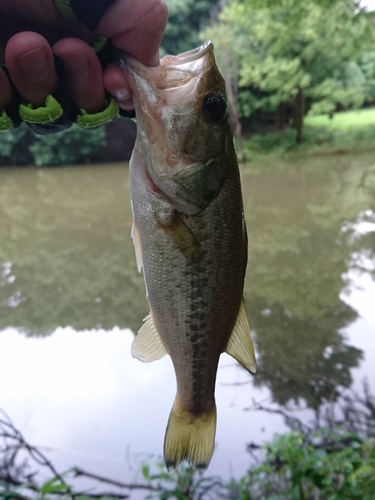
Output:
top-left (201, 93), bottom-right (227, 121)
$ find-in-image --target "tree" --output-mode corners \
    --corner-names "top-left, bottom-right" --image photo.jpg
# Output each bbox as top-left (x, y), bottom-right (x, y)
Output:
top-left (162, 0), bottom-right (221, 55)
top-left (213, 0), bottom-right (375, 141)
top-left (357, 50), bottom-right (375, 103)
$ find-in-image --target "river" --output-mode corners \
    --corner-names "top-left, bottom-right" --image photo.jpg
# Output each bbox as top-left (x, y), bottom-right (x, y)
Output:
top-left (1, 153), bottom-right (375, 492)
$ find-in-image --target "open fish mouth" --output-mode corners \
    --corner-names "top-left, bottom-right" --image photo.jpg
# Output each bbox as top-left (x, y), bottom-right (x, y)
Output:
top-left (122, 40), bottom-right (228, 214)
top-left (122, 41), bottom-right (215, 94)
top-left (160, 41), bottom-right (213, 71)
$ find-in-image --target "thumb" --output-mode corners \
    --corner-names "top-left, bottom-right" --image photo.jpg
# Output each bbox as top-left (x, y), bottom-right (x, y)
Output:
top-left (97, 0), bottom-right (168, 67)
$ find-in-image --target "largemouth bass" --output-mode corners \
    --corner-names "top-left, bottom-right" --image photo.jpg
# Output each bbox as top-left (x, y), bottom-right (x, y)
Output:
top-left (123, 41), bottom-right (256, 470)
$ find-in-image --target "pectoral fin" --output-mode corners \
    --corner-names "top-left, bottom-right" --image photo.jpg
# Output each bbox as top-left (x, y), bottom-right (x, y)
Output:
top-left (159, 212), bottom-right (204, 271)
top-left (131, 314), bottom-right (167, 362)
top-left (225, 298), bottom-right (257, 374)
top-left (131, 221), bottom-right (143, 273)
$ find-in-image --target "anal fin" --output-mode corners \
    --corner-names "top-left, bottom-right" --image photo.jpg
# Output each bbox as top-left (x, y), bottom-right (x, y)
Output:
top-left (131, 314), bottom-right (167, 362)
top-left (225, 298), bottom-right (257, 374)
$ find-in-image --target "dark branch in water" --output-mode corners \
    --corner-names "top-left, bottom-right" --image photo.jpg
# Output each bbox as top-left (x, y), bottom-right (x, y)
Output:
top-left (0, 409), bottom-right (223, 500)
top-left (0, 409), bottom-right (163, 499)
top-left (244, 379), bottom-right (375, 454)
top-left (73, 467), bottom-right (161, 492)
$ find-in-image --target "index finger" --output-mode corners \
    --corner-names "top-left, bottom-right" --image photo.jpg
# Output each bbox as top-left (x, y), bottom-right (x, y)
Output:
top-left (97, 0), bottom-right (168, 67)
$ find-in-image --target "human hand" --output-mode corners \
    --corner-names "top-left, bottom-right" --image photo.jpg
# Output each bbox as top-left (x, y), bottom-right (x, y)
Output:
top-left (0, 0), bottom-right (168, 128)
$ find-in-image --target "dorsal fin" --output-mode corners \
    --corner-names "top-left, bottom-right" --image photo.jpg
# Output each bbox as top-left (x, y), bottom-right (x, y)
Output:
top-left (131, 314), bottom-right (167, 362)
top-left (225, 298), bottom-right (257, 374)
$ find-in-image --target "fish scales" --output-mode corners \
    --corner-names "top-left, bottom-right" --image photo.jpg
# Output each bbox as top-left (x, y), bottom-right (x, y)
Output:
top-left (123, 42), bottom-right (257, 470)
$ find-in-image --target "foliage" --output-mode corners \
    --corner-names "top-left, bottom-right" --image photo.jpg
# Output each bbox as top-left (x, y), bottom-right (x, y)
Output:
top-left (2, 429), bottom-right (375, 500)
top-left (0, 126), bottom-right (34, 166)
top-left (224, 0), bottom-right (374, 111)
top-left (140, 462), bottom-right (221, 499)
top-left (199, 0), bottom-right (375, 143)
top-left (0, 124), bottom-right (106, 166)
top-left (235, 430), bottom-right (375, 499)
top-left (358, 51), bottom-right (375, 101)
top-left (30, 125), bottom-right (106, 166)
top-left (162, 0), bottom-right (221, 55)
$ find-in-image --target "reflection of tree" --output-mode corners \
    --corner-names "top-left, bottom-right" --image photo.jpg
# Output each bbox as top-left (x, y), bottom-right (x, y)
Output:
top-left (241, 153), bottom-right (375, 409)
top-left (247, 296), bottom-right (362, 409)
top-left (0, 165), bottom-right (148, 335)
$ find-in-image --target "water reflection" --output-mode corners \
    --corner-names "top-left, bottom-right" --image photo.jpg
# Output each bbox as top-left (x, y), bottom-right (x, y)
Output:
top-left (0, 165), bottom-right (147, 334)
top-left (1, 153), bottom-right (375, 416)
top-left (241, 153), bottom-right (375, 408)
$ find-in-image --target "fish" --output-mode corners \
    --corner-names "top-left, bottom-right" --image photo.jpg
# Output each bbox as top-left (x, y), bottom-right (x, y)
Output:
top-left (122, 41), bottom-right (257, 470)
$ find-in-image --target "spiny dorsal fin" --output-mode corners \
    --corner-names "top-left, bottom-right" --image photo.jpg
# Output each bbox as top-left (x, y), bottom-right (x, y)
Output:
top-left (131, 314), bottom-right (167, 362)
top-left (164, 397), bottom-right (216, 470)
top-left (158, 212), bottom-right (204, 271)
top-left (131, 221), bottom-right (143, 273)
top-left (225, 298), bottom-right (257, 374)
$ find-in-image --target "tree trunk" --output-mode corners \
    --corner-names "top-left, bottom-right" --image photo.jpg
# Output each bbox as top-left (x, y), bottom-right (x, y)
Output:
top-left (276, 102), bottom-right (287, 130)
top-left (294, 88), bottom-right (304, 144)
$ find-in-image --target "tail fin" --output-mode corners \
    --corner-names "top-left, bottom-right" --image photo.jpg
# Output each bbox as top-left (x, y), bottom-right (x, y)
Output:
top-left (164, 398), bottom-right (217, 470)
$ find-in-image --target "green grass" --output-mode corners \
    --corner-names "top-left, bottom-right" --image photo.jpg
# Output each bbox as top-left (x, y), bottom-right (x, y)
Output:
top-left (242, 108), bottom-right (375, 159)
top-left (305, 108), bottom-right (375, 130)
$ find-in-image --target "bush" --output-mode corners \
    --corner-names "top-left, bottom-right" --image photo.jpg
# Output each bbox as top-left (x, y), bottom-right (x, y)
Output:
top-left (0, 124), bottom-right (106, 166)
top-left (232, 429), bottom-right (375, 500)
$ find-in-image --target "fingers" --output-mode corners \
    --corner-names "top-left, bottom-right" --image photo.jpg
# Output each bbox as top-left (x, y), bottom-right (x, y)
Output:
top-left (98, 0), bottom-right (168, 66)
top-left (5, 32), bottom-right (58, 108)
top-left (3, 32), bottom-right (106, 114)
top-left (52, 38), bottom-right (105, 113)
top-left (99, 0), bottom-right (168, 109)
top-left (1, 0), bottom-right (169, 116)
top-left (103, 63), bottom-right (133, 111)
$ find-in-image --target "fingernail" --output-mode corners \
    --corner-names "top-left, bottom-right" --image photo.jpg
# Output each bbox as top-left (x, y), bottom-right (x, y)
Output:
top-left (17, 47), bottom-right (49, 82)
top-left (113, 88), bottom-right (132, 101)
top-left (112, 88), bottom-right (134, 110)
top-left (118, 100), bottom-right (134, 111)
top-left (64, 52), bottom-right (90, 80)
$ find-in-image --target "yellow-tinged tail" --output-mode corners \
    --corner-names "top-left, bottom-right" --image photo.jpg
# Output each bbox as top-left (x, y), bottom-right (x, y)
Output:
top-left (164, 398), bottom-right (217, 470)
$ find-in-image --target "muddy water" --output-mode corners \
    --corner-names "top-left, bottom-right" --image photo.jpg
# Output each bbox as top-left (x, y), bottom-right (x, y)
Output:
top-left (1, 154), bottom-right (375, 486)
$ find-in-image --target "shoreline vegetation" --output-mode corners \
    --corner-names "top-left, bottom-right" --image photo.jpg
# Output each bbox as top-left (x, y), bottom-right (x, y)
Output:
top-left (1, 382), bottom-right (374, 500)
top-left (1, 108), bottom-right (375, 169)
top-left (241, 108), bottom-right (375, 161)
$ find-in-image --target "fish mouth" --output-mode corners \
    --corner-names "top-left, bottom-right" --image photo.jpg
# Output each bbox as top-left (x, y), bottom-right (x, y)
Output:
top-left (160, 41), bottom-right (213, 69)
top-left (123, 41), bottom-right (215, 92)
top-left (158, 41), bottom-right (214, 90)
